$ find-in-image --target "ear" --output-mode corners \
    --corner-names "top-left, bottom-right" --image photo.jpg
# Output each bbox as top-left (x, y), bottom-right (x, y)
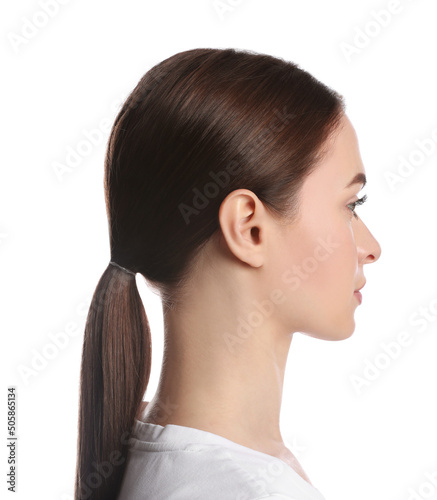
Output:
top-left (218, 189), bottom-right (266, 268)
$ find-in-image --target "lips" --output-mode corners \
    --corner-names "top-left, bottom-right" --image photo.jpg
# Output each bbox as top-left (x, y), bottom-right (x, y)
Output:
top-left (354, 281), bottom-right (366, 292)
top-left (354, 290), bottom-right (362, 304)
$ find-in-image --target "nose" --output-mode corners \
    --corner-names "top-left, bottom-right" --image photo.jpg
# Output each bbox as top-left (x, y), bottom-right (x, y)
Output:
top-left (354, 217), bottom-right (381, 265)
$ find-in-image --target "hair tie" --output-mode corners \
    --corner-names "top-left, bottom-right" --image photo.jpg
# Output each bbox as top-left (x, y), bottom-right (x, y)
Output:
top-left (109, 261), bottom-right (136, 276)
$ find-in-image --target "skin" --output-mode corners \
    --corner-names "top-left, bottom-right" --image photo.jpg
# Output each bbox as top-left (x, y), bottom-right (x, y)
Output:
top-left (140, 114), bottom-right (381, 484)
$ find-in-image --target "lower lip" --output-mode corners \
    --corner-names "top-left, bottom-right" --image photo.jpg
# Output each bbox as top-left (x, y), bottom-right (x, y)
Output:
top-left (354, 291), bottom-right (362, 304)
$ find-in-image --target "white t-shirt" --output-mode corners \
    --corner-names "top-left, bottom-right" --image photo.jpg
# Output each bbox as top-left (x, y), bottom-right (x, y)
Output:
top-left (117, 419), bottom-right (327, 500)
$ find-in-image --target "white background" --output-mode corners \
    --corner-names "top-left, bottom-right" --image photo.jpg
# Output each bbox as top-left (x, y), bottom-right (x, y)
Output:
top-left (2, 1), bottom-right (437, 499)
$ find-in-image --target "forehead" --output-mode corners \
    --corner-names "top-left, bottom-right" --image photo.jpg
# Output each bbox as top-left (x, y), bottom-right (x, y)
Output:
top-left (302, 114), bottom-right (365, 196)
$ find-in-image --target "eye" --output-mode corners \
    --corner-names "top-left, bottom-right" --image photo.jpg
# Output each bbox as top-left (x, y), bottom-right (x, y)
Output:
top-left (347, 194), bottom-right (367, 219)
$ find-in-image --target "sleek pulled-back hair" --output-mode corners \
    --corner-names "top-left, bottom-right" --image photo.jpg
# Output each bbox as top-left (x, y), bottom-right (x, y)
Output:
top-left (74, 47), bottom-right (345, 500)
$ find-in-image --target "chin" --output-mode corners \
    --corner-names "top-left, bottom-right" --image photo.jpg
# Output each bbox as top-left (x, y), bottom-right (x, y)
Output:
top-left (301, 317), bottom-right (356, 341)
top-left (333, 317), bottom-right (356, 340)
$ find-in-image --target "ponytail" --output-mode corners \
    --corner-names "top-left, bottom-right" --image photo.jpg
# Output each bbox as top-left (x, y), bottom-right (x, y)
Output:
top-left (74, 263), bottom-right (151, 500)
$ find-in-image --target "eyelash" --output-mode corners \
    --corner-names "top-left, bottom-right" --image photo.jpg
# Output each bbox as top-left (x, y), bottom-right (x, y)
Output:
top-left (347, 194), bottom-right (367, 219)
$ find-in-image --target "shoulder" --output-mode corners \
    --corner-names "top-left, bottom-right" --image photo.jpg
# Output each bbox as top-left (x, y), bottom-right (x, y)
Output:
top-left (120, 425), bottom-right (326, 500)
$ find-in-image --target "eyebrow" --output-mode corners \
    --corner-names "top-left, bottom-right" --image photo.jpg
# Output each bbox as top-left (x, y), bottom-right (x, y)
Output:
top-left (345, 172), bottom-right (367, 189)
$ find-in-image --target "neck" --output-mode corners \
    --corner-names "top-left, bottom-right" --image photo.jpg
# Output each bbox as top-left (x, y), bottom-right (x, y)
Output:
top-left (141, 291), bottom-right (294, 455)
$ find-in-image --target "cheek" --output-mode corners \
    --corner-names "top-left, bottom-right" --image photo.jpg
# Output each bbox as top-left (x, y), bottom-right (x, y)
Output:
top-left (316, 226), bottom-right (357, 297)
top-left (296, 220), bottom-right (357, 297)
top-left (269, 212), bottom-right (357, 302)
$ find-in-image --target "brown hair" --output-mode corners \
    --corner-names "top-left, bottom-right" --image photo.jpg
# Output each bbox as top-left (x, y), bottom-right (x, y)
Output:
top-left (74, 47), bottom-right (345, 499)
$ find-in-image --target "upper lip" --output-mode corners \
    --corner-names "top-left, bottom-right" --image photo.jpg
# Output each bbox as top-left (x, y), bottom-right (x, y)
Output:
top-left (354, 281), bottom-right (366, 292)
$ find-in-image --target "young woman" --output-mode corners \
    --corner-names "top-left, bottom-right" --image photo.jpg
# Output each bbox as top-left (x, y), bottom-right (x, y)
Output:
top-left (74, 48), bottom-right (381, 500)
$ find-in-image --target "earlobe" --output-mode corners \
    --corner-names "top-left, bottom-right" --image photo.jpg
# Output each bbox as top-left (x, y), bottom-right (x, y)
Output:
top-left (218, 189), bottom-right (265, 268)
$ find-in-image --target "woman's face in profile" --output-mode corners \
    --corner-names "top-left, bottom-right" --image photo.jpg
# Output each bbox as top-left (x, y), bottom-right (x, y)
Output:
top-left (271, 114), bottom-right (381, 341)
